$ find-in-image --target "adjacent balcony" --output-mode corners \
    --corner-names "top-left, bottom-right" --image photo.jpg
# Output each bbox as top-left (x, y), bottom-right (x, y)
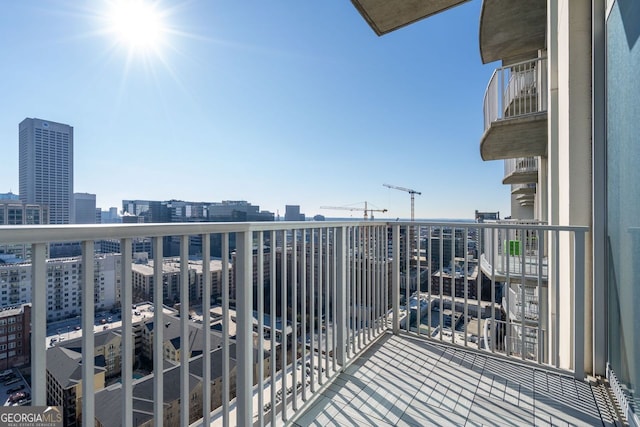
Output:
top-left (503, 157), bottom-right (538, 185)
top-left (350, 0), bottom-right (470, 36)
top-left (479, 0), bottom-right (546, 64)
top-left (0, 220), bottom-right (620, 426)
top-left (481, 57), bottom-right (548, 161)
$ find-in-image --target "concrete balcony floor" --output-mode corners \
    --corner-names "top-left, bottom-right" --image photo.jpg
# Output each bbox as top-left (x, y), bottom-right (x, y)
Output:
top-left (293, 333), bottom-right (622, 426)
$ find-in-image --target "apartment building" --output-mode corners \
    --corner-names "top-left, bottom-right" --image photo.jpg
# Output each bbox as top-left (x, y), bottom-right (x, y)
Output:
top-left (0, 254), bottom-right (120, 320)
top-left (0, 304), bottom-right (30, 369)
top-left (132, 258), bottom-right (230, 305)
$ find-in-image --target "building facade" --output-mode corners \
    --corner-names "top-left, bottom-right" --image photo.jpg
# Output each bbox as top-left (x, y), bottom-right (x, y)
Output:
top-left (72, 193), bottom-right (96, 224)
top-left (19, 118), bottom-right (73, 225)
top-left (0, 254), bottom-right (121, 320)
top-left (0, 201), bottom-right (49, 260)
top-left (0, 304), bottom-right (31, 369)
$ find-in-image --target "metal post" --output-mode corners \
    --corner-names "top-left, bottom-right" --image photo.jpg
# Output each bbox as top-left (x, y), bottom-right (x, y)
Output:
top-left (222, 234), bottom-right (230, 427)
top-left (81, 241), bottom-right (95, 426)
top-left (256, 231), bottom-right (264, 426)
top-left (392, 225), bottom-right (400, 334)
top-left (202, 233), bottom-right (211, 426)
top-left (180, 235), bottom-right (190, 427)
top-left (574, 230), bottom-right (586, 379)
top-left (31, 243), bottom-right (46, 406)
top-left (236, 230), bottom-right (253, 427)
top-left (153, 237), bottom-right (164, 427)
top-left (336, 227), bottom-right (347, 367)
top-left (121, 238), bottom-right (133, 427)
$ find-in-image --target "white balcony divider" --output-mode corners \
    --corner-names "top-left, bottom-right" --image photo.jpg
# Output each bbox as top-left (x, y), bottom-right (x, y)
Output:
top-left (483, 57), bottom-right (549, 131)
top-left (0, 220), bottom-right (587, 427)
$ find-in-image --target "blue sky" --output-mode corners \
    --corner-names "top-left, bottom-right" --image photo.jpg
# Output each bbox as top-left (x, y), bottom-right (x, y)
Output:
top-left (0, 0), bottom-right (508, 220)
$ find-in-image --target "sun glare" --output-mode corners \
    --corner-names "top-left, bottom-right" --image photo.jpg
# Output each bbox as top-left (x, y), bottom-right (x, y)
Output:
top-left (108, 0), bottom-right (165, 50)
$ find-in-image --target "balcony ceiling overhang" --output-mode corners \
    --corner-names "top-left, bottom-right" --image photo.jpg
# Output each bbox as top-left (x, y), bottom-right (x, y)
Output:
top-left (516, 194), bottom-right (535, 202)
top-left (480, 113), bottom-right (547, 161)
top-left (511, 185), bottom-right (536, 195)
top-left (479, 0), bottom-right (546, 64)
top-left (350, 0), bottom-right (470, 36)
top-left (503, 171), bottom-right (538, 185)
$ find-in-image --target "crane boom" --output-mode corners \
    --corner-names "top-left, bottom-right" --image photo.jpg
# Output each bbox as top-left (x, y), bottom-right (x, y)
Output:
top-left (320, 202), bottom-right (387, 220)
top-left (383, 183), bottom-right (422, 221)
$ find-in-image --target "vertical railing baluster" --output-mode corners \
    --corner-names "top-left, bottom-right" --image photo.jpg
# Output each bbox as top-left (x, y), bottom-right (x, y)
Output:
top-left (490, 227), bottom-right (496, 353)
top-left (236, 229), bottom-right (253, 427)
top-left (120, 237), bottom-right (133, 427)
top-left (201, 234), bottom-right (211, 426)
top-left (554, 230), bottom-right (560, 369)
top-left (520, 228), bottom-right (526, 361)
top-left (357, 227), bottom-right (362, 349)
top-left (416, 225), bottom-right (421, 337)
top-left (222, 233), bottom-right (230, 427)
top-left (27, 242), bottom-right (47, 406)
top-left (301, 229), bottom-right (307, 402)
top-left (81, 240), bottom-right (95, 426)
top-left (427, 226), bottom-right (432, 337)
top-left (257, 231), bottom-right (264, 426)
top-left (31, 243), bottom-right (46, 406)
top-left (574, 230), bottom-right (586, 379)
top-left (332, 227), bottom-right (337, 373)
top-left (180, 235), bottom-right (190, 427)
top-left (537, 230), bottom-right (545, 364)
top-left (153, 237), bottom-right (164, 426)
top-left (324, 229), bottom-right (329, 379)
top-left (405, 225), bottom-right (410, 334)
top-left (463, 229), bottom-right (468, 347)
top-left (392, 225), bottom-right (400, 335)
top-left (292, 229), bottom-right (298, 412)
top-left (336, 227), bottom-right (347, 368)
top-left (281, 230), bottom-right (288, 422)
top-left (351, 227), bottom-right (357, 353)
top-left (439, 227), bottom-right (444, 341)
top-left (317, 229), bottom-right (323, 386)
top-left (269, 230), bottom-right (277, 426)
top-left (505, 228), bottom-right (511, 357)
top-left (450, 227), bottom-right (455, 345)
top-left (309, 229), bottom-right (315, 394)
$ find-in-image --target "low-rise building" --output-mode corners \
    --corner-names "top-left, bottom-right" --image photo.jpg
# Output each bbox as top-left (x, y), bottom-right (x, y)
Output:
top-left (46, 346), bottom-right (106, 427)
top-left (0, 304), bottom-right (30, 369)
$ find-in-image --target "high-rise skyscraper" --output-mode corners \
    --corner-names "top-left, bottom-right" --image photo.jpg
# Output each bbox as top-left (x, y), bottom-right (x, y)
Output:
top-left (72, 192), bottom-right (96, 224)
top-left (19, 118), bottom-right (74, 224)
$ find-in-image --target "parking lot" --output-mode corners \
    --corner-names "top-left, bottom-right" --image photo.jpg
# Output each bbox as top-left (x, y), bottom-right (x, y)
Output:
top-left (0, 369), bottom-right (30, 406)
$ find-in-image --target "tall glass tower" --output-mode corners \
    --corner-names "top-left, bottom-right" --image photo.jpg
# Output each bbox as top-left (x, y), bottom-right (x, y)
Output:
top-left (19, 118), bottom-right (74, 225)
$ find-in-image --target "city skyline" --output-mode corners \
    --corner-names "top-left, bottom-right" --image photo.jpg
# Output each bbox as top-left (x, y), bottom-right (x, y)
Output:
top-left (0, 1), bottom-right (507, 220)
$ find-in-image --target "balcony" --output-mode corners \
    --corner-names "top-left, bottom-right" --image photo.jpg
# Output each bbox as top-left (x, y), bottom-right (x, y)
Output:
top-left (503, 157), bottom-right (538, 185)
top-left (479, 0), bottom-right (546, 64)
top-left (0, 221), bottom-right (619, 426)
top-left (481, 57), bottom-right (548, 161)
top-left (350, 0), bottom-right (470, 36)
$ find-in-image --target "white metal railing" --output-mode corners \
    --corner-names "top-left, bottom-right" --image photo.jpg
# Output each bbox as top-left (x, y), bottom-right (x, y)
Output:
top-left (504, 157), bottom-right (538, 178)
top-left (483, 57), bottom-right (548, 131)
top-left (0, 220), bottom-right (587, 426)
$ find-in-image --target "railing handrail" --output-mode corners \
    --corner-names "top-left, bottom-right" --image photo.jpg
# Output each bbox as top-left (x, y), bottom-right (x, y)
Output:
top-left (0, 220), bottom-right (589, 245)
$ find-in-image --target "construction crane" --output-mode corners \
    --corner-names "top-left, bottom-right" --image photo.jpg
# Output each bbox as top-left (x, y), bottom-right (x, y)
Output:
top-left (383, 183), bottom-right (422, 221)
top-left (320, 201), bottom-right (388, 220)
